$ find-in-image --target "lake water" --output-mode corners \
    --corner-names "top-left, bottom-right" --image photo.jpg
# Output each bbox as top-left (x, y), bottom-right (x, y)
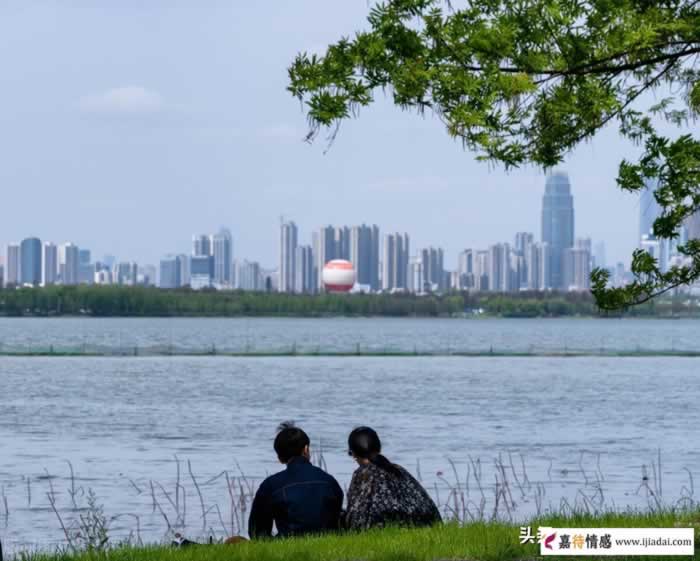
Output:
top-left (0, 318), bottom-right (698, 553)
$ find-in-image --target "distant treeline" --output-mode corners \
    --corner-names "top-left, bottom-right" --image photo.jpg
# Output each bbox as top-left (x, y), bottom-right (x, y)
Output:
top-left (0, 285), bottom-right (697, 318)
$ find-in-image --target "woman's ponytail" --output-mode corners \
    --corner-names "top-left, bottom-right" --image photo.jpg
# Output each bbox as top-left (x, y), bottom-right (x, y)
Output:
top-left (348, 427), bottom-right (404, 478)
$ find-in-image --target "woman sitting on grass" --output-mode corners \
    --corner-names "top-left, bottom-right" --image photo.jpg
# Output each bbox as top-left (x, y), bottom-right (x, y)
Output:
top-left (343, 426), bottom-right (441, 531)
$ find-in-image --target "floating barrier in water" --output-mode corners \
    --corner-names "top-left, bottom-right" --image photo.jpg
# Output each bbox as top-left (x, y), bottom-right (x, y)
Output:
top-left (0, 344), bottom-right (698, 358)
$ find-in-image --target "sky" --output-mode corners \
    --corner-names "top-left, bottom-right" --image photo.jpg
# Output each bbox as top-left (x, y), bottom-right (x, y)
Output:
top-left (0, 1), bottom-right (657, 269)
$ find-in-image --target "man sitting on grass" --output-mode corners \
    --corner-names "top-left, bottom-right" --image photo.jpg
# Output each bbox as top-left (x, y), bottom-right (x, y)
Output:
top-left (248, 422), bottom-right (344, 538)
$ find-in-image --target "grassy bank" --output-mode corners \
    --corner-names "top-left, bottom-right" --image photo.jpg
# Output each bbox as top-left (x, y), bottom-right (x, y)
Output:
top-left (24, 511), bottom-right (700, 561)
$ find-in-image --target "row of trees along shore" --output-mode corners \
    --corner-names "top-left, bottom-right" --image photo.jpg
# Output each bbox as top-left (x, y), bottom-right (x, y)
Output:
top-left (0, 286), bottom-right (698, 318)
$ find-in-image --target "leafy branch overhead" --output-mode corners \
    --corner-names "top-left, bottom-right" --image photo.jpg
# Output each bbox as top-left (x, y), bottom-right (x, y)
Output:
top-left (288, 0), bottom-right (700, 310)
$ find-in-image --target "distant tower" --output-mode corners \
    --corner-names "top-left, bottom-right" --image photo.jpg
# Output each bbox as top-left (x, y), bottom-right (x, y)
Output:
top-left (639, 178), bottom-right (661, 239)
top-left (212, 228), bottom-right (233, 287)
top-left (42, 242), bottom-right (58, 286)
top-left (59, 243), bottom-right (80, 285)
top-left (382, 233), bottom-right (410, 291)
top-left (350, 224), bottom-right (380, 291)
top-left (20, 237), bottom-right (42, 286)
top-left (6, 244), bottom-right (20, 286)
top-left (541, 172), bottom-right (575, 290)
top-left (279, 219), bottom-right (298, 293)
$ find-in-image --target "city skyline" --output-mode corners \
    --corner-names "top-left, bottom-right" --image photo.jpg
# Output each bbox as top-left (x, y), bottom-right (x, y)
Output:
top-left (3, 170), bottom-right (698, 292)
top-left (0, 3), bottom-right (666, 273)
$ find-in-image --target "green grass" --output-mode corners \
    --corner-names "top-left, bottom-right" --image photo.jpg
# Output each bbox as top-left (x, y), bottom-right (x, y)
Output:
top-left (22, 510), bottom-right (700, 561)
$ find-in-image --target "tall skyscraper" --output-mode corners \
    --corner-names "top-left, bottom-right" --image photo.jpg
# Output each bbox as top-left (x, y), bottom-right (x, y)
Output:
top-left (457, 249), bottom-right (475, 290)
top-left (420, 247), bottom-right (445, 291)
top-left (527, 242), bottom-right (551, 290)
top-left (408, 256), bottom-right (424, 293)
top-left (294, 245), bottom-right (314, 293)
top-left (382, 233), bottom-right (410, 291)
top-left (350, 224), bottom-right (380, 291)
top-left (316, 225), bottom-right (340, 291)
top-left (514, 232), bottom-right (534, 289)
top-left (59, 243), bottom-right (80, 285)
top-left (488, 243), bottom-right (515, 292)
top-left (640, 178), bottom-right (661, 239)
top-left (279, 220), bottom-right (298, 293)
top-left (178, 254), bottom-right (191, 286)
top-left (193, 234), bottom-right (212, 257)
top-left (6, 244), bottom-right (20, 286)
top-left (42, 242), bottom-right (58, 286)
top-left (563, 240), bottom-right (592, 291)
top-left (78, 249), bottom-right (94, 285)
top-left (212, 228), bottom-right (234, 287)
top-left (20, 237), bottom-right (42, 286)
top-left (541, 172), bottom-right (575, 289)
top-left (474, 250), bottom-right (490, 291)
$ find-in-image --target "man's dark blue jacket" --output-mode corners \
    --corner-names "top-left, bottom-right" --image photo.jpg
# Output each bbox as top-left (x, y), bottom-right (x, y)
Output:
top-left (248, 457), bottom-right (344, 538)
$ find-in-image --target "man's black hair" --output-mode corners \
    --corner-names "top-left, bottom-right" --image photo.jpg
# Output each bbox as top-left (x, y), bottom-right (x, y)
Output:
top-left (274, 421), bottom-right (310, 463)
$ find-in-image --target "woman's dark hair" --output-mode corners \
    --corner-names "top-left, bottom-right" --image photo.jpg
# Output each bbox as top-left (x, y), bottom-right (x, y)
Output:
top-left (274, 421), bottom-right (310, 463)
top-left (348, 427), bottom-right (403, 478)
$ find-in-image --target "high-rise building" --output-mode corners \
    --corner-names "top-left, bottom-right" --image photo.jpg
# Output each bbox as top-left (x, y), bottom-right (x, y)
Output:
top-left (193, 234), bottom-right (212, 257)
top-left (488, 243), bottom-right (514, 292)
top-left (178, 254), bottom-right (191, 286)
top-left (280, 220), bottom-right (298, 293)
top-left (212, 228), bottom-right (234, 287)
top-left (20, 237), bottom-right (42, 286)
top-left (350, 224), bottom-right (380, 291)
top-left (6, 244), bottom-right (20, 286)
top-left (457, 249), bottom-right (475, 290)
top-left (528, 242), bottom-right (551, 290)
top-left (408, 256), bottom-right (424, 293)
top-left (514, 232), bottom-right (534, 289)
top-left (541, 172), bottom-right (575, 289)
top-left (59, 243), bottom-right (80, 285)
top-left (382, 233), bottom-right (410, 291)
top-left (159, 255), bottom-right (182, 288)
top-left (294, 245), bottom-right (314, 293)
top-left (78, 249), bottom-right (94, 285)
top-left (114, 262), bottom-right (138, 286)
top-left (42, 242), bottom-right (58, 286)
top-left (316, 226), bottom-right (335, 291)
top-left (190, 255), bottom-right (213, 289)
top-left (420, 247), bottom-right (445, 291)
top-left (473, 250), bottom-right (490, 291)
top-left (238, 260), bottom-right (263, 291)
top-left (563, 240), bottom-right (592, 291)
top-left (640, 178), bottom-right (661, 239)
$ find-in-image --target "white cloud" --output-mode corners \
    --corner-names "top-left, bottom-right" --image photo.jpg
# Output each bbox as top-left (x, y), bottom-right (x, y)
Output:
top-left (80, 86), bottom-right (163, 114)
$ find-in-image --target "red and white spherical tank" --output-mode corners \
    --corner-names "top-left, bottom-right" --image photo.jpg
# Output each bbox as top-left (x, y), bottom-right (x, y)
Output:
top-left (322, 260), bottom-right (356, 293)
